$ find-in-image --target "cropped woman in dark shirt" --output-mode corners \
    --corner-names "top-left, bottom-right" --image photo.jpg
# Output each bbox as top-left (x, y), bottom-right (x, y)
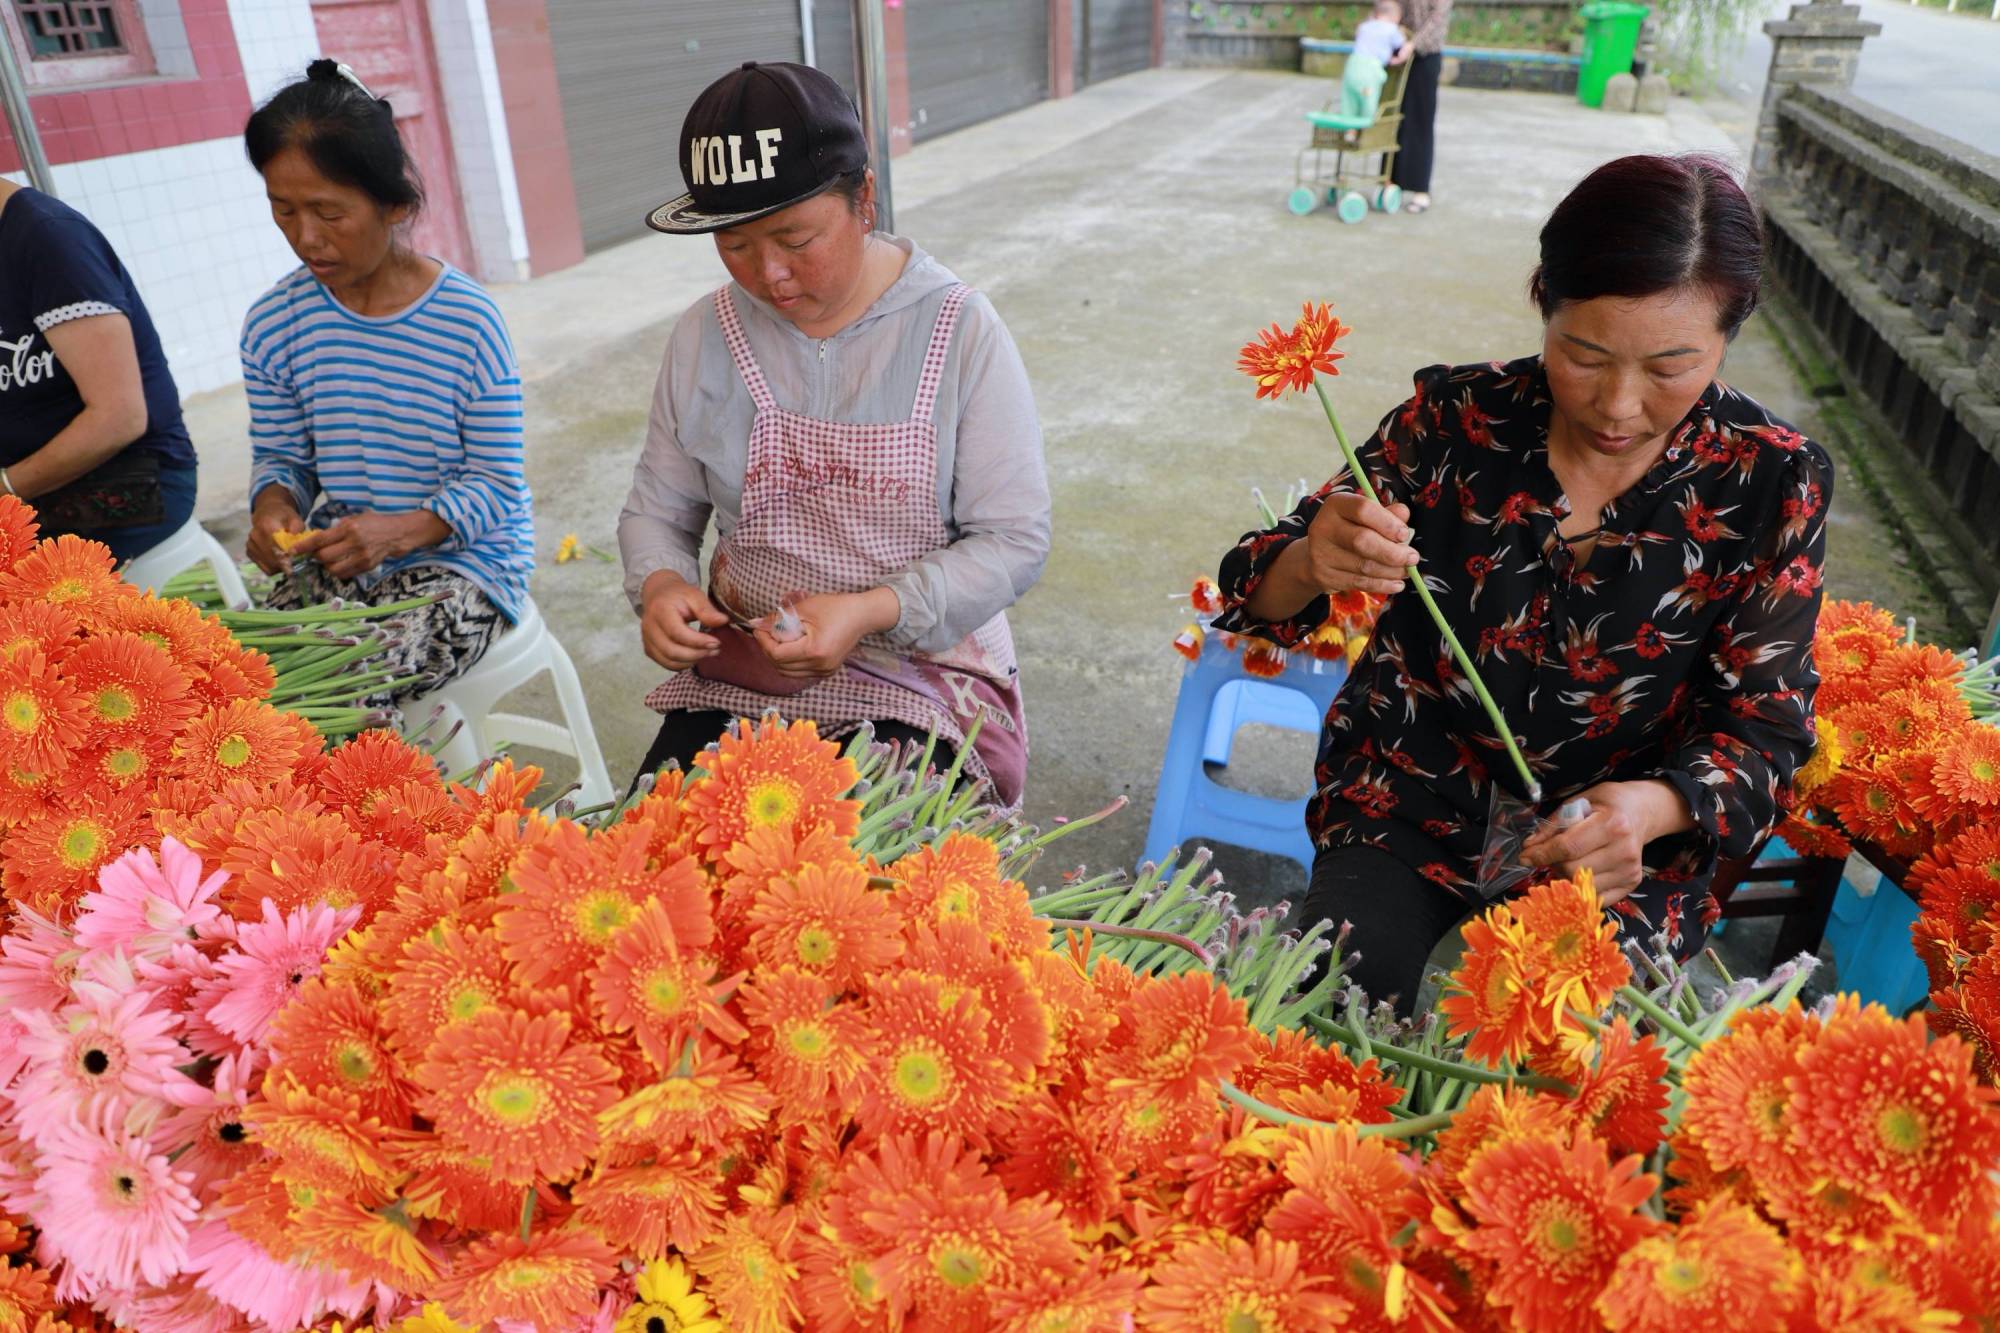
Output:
top-left (1215, 155), bottom-right (1830, 1012)
top-left (0, 180), bottom-right (198, 559)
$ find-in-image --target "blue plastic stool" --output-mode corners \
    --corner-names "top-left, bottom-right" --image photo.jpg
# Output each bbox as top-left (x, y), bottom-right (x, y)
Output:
top-left (1822, 863), bottom-right (1930, 1015)
top-left (1143, 638), bottom-right (1347, 875)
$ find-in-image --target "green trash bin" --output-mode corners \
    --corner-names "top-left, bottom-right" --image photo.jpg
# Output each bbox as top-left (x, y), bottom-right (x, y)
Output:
top-left (1577, 1), bottom-right (1649, 108)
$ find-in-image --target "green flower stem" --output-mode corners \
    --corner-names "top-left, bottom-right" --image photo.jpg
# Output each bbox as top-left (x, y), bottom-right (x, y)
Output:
top-left (1221, 1080), bottom-right (1460, 1140)
top-left (518, 1187), bottom-right (536, 1242)
top-left (1039, 919), bottom-right (1213, 967)
top-left (1617, 985), bottom-right (1707, 1050)
top-left (1305, 1014), bottom-right (1572, 1092)
top-left (1312, 377), bottom-right (1541, 802)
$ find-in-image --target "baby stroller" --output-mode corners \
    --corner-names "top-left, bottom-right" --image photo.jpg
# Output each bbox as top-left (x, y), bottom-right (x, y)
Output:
top-left (1289, 57), bottom-right (1411, 223)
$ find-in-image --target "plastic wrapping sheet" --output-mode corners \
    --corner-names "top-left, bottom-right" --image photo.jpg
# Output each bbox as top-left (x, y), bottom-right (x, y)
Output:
top-left (1474, 792), bottom-right (1593, 901)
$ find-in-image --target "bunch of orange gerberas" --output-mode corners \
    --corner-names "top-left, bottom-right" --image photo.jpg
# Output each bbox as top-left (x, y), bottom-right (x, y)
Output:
top-left (1416, 872), bottom-right (2000, 1333)
top-left (1771, 599), bottom-right (2000, 1082)
top-left (0, 494), bottom-right (324, 920)
top-left (1172, 573), bottom-right (1382, 679)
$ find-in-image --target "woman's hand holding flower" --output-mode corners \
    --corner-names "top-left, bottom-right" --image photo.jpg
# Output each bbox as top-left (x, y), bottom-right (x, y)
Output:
top-left (756, 589), bottom-right (901, 679)
top-left (1520, 779), bottom-right (1695, 905)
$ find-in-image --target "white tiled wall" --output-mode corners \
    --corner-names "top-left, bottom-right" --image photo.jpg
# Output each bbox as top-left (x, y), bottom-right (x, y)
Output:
top-left (223, 0), bottom-right (321, 105)
top-left (41, 137), bottom-right (303, 396)
top-left (427, 0), bottom-right (530, 283)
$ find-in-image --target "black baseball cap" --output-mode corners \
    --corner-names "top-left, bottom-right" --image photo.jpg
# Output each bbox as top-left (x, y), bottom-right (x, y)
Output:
top-left (647, 61), bottom-right (869, 235)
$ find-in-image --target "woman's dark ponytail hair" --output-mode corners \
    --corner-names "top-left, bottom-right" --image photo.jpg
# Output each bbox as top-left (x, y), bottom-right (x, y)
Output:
top-left (1529, 153), bottom-right (1764, 339)
top-left (244, 59), bottom-right (424, 215)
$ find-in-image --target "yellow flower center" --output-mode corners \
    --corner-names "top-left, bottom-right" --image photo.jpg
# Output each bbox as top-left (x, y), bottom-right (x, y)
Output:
top-left (1547, 927), bottom-right (1583, 964)
top-left (1875, 1103), bottom-right (1926, 1154)
top-left (794, 926), bottom-right (836, 967)
top-left (47, 578), bottom-right (90, 603)
top-left (1526, 1199), bottom-right (1594, 1277)
top-left (103, 747), bottom-right (146, 780)
top-left (447, 987), bottom-right (490, 1021)
top-left (482, 1076), bottom-right (549, 1124)
top-left (95, 687), bottom-right (135, 722)
top-left (1657, 1255), bottom-right (1706, 1296)
top-left (745, 779), bottom-right (800, 828)
top-left (286, 1183), bottom-right (319, 1209)
top-left (893, 1045), bottom-right (947, 1105)
top-left (1865, 789), bottom-right (1891, 813)
top-left (1751, 1087), bottom-right (1787, 1137)
top-left (58, 819), bottom-right (105, 870)
top-left (931, 1241), bottom-right (986, 1290)
top-left (1971, 758), bottom-right (1998, 783)
top-left (1225, 1310), bottom-right (1270, 1333)
top-left (644, 968), bottom-right (687, 1016)
top-left (139, 631), bottom-right (170, 650)
top-left (786, 1023), bottom-right (829, 1060)
top-left (846, 1260), bottom-right (879, 1303)
top-left (335, 1043), bottom-right (375, 1085)
top-left (215, 734), bottom-right (252, 768)
top-left (937, 885), bottom-right (975, 920)
top-left (575, 891), bottom-right (634, 944)
top-left (4, 692), bottom-right (41, 733)
top-left (501, 1262), bottom-right (551, 1291)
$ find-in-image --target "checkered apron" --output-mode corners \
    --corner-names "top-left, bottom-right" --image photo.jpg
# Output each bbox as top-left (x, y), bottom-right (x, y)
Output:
top-left (645, 284), bottom-right (1029, 806)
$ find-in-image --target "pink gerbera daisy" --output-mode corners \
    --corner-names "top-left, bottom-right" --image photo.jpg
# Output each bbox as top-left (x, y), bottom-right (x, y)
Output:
top-left (73, 837), bottom-right (227, 962)
top-left (195, 900), bottom-right (359, 1049)
top-left (184, 1217), bottom-right (378, 1329)
top-left (0, 905), bottom-right (76, 1011)
top-left (13, 982), bottom-right (199, 1146)
top-left (155, 1048), bottom-right (264, 1200)
top-left (29, 1102), bottom-right (199, 1289)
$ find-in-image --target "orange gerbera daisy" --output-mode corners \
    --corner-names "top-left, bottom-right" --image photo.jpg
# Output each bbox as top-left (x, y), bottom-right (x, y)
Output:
top-left (244, 1074), bottom-right (405, 1204)
top-left (1566, 1019), bottom-right (1671, 1157)
top-left (1429, 1084), bottom-right (1572, 1193)
top-left (1930, 725), bottom-right (2000, 809)
top-left (315, 729), bottom-right (443, 817)
top-left (1827, 760), bottom-right (1925, 854)
top-left (988, 1265), bottom-right (1148, 1333)
top-left (1455, 1130), bottom-right (1660, 1333)
top-left (0, 1259), bottom-right (54, 1328)
top-left (412, 1006), bottom-right (620, 1185)
top-left (571, 1149), bottom-right (725, 1255)
top-left (380, 924), bottom-right (517, 1058)
top-left (1773, 809), bottom-right (1851, 860)
top-left (0, 601), bottom-right (80, 665)
top-left (62, 631), bottom-right (196, 741)
top-left (744, 857), bottom-right (903, 990)
top-left (1440, 907), bottom-right (1546, 1067)
top-left (1914, 863), bottom-right (2000, 955)
top-left (903, 918), bottom-right (1052, 1081)
top-left (1100, 970), bottom-right (1257, 1114)
top-left (1595, 1200), bottom-right (1798, 1332)
top-left (395, 1136), bottom-right (528, 1232)
top-left (428, 1231), bottom-right (618, 1331)
top-left (220, 806), bottom-right (396, 925)
top-left (0, 647), bottom-right (87, 778)
top-left (990, 1096), bottom-right (1130, 1231)
top-left (597, 1042), bottom-right (776, 1154)
top-left (1241, 640), bottom-right (1287, 679)
top-left (1239, 1026), bottom-right (1403, 1125)
top-left (267, 976), bottom-right (411, 1124)
top-left (191, 639), bottom-right (278, 711)
top-left (738, 966), bottom-right (875, 1123)
top-left (497, 816), bottom-right (711, 987)
top-left (854, 971), bottom-right (1014, 1144)
top-left (1173, 1118), bottom-right (1290, 1236)
top-left (1263, 1125), bottom-right (1418, 1281)
top-left (170, 698), bottom-right (316, 789)
top-left (1139, 1232), bottom-right (1351, 1330)
top-left (0, 534), bottom-right (130, 619)
top-left (287, 1192), bottom-right (440, 1288)
top-left (682, 717), bottom-right (860, 862)
top-left (1658, 1128), bottom-right (1757, 1216)
top-left (1787, 1001), bottom-right (2000, 1233)
top-left (0, 786), bottom-right (149, 913)
top-left (592, 894), bottom-right (748, 1069)
top-left (693, 1207), bottom-right (803, 1333)
top-left (1513, 871), bottom-right (1630, 1023)
top-left (1818, 599), bottom-right (1900, 638)
top-left (1678, 1004), bottom-right (1815, 1177)
top-left (0, 494), bottom-right (41, 569)
top-left (1237, 301), bottom-right (1351, 400)
top-left (1869, 641), bottom-right (1965, 694)
top-left (890, 831), bottom-right (1047, 959)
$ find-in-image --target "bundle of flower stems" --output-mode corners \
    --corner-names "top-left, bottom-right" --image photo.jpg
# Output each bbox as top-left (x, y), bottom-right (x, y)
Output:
top-left (160, 565), bottom-right (434, 740)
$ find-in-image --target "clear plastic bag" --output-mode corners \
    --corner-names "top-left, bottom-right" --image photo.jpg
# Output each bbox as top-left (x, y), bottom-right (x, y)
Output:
top-left (1473, 790), bottom-right (1593, 901)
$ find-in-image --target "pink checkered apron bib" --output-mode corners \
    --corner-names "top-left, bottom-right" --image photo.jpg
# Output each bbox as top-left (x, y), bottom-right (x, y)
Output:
top-left (645, 284), bottom-right (1029, 807)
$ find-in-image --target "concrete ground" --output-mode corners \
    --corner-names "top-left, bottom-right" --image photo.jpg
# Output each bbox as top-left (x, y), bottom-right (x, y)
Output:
top-left (189, 69), bottom-right (1948, 938)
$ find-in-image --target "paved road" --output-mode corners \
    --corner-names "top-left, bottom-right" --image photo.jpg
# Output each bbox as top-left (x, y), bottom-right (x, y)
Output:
top-left (1727, 0), bottom-right (2000, 156)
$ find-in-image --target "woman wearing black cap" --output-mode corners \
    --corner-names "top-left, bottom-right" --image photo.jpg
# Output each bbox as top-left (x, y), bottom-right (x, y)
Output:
top-left (618, 61), bottom-right (1051, 805)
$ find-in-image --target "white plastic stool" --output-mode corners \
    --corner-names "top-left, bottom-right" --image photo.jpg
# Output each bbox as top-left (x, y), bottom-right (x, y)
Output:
top-left (404, 600), bottom-right (615, 809)
top-left (120, 515), bottom-right (251, 608)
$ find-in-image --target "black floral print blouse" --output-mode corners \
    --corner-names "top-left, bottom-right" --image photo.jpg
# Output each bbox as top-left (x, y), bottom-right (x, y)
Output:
top-left (1216, 356), bottom-right (1830, 934)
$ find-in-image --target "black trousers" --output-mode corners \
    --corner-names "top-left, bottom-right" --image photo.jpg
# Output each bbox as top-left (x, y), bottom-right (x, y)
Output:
top-left (1390, 52), bottom-right (1443, 195)
top-left (629, 710), bottom-right (949, 797)
top-left (1304, 843), bottom-right (1469, 1018)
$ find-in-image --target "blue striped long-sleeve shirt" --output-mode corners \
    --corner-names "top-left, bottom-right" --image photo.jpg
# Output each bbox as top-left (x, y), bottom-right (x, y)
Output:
top-left (241, 264), bottom-right (534, 622)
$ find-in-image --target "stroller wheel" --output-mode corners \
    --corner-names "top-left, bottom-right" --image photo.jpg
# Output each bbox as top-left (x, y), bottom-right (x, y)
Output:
top-left (1287, 186), bottom-right (1318, 216)
top-left (1336, 191), bottom-right (1369, 225)
top-left (1375, 185), bottom-right (1404, 213)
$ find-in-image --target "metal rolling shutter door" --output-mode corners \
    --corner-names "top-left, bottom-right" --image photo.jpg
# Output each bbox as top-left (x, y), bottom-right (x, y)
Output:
top-left (546, 0), bottom-right (804, 251)
top-left (1085, 0), bottom-right (1152, 84)
top-left (905, 0), bottom-right (1048, 144)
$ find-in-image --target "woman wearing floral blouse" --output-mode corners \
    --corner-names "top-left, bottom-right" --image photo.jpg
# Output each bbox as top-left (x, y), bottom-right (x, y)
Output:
top-left (1215, 155), bottom-right (1830, 1013)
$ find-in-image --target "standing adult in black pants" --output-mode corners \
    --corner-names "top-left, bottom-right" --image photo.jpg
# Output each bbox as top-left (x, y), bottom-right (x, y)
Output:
top-left (1390, 0), bottom-right (1452, 212)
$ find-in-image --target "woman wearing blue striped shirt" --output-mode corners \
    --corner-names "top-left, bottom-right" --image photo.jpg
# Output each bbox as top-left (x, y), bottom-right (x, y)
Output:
top-left (239, 61), bottom-right (533, 698)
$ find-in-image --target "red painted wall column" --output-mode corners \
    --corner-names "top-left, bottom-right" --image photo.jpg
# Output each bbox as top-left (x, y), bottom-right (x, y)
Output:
top-left (487, 0), bottom-right (584, 275)
top-left (1050, 0), bottom-right (1076, 97)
